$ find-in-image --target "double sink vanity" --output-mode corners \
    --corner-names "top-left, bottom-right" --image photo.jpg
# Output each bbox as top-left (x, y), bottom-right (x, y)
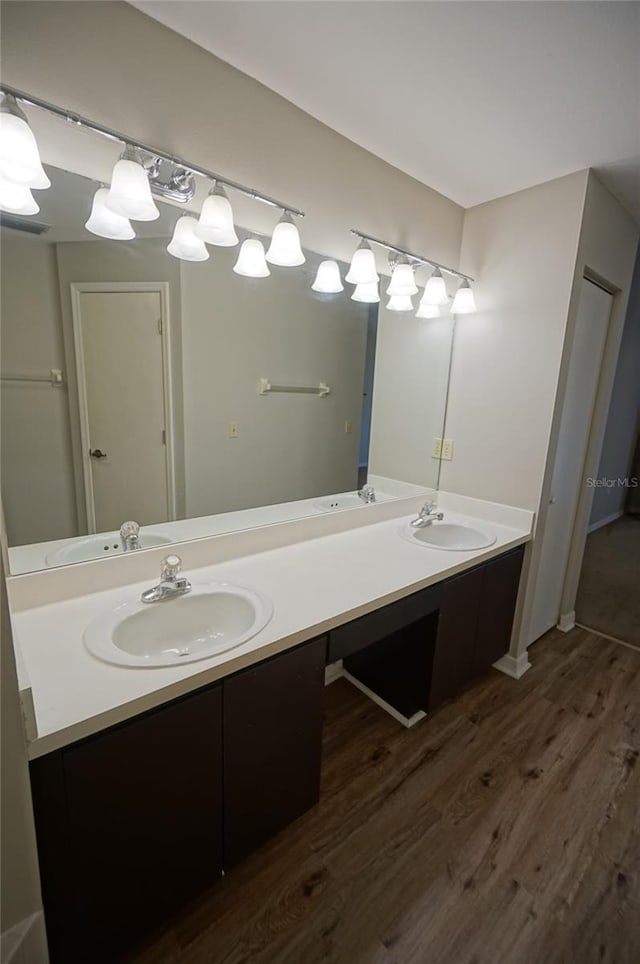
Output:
top-left (8, 490), bottom-right (533, 963)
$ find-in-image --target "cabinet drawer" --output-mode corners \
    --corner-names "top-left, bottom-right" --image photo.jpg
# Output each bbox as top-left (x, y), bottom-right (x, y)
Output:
top-left (328, 583), bottom-right (441, 663)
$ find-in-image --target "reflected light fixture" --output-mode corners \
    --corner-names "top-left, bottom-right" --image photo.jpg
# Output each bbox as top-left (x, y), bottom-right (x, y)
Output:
top-left (451, 279), bottom-right (477, 313)
top-left (387, 261), bottom-right (418, 296)
top-left (416, 303), bottom-right (440, 319)
top-left (0, 93), bottom-right (50, 189)
top-left (0, 176), bottom-right (39, 215)
top-left (351, 281), bottom-right (380, 303)
top-left (105, 148), bottom-right (160, 221)
top-left (233, 238), bottom-right (270, 278)
top-left (387, 294), bottom-right (414, 312)
top-left (346, 239), bottom-right (379, 285)
top-left (423, 267), bottom-right (448, 306)
top-left (85, 187), bottom-right (135, 240)
top-left (312, 260), bottom-right (344, 293)
top-left (196, 182), bottom-right (238, 246)
top-left (266, 212), bottom-right (305, 266)
top-left (168, 216), bottom-right (210, 261)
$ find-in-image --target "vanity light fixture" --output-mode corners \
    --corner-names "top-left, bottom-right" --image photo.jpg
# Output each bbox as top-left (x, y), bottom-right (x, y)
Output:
top-left (416, 303), bottom-right (440, 319)
top-left (196, 182), bottom-right (239, 246)
top-left (233, 238), bottom-right (270, 278)
top-left (168, 215), bottom-right (210, 262)
top-left (85, 187), bottom-right (135, 240)
top-left (266, 212), bottom-right (306, 266)
top-left (312, 260), bottom-right (344, 293)
top-left (451, 278), bottom-right (477, 314)
top-left (387, 260), bottom-right (418, 296)
top-left (0, 93), bottom-right (50, 190)
top-left (345, 239), bottom-right (380, 285)
top-left (105, 147), bottom-right (160, 222)
top-left (350, 229), bottom-right (476, 313)
top-left (0, 176), bottom-right (39, 215)
top-left (351, 281), bottom-right (380, 303)
top-left (387, 294), bottom-right (414, 312)
top-left (423, 267), bottom-right (448, 306)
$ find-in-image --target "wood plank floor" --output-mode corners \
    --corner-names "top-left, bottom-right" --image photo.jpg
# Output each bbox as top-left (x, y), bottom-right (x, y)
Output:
top-left (130, 627), bottom-right (640, 964)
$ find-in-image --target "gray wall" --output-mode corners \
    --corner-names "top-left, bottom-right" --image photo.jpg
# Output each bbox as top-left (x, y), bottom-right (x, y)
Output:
top-left (590, 242), bottom-right (640, 526)
top-left (1, 233), bottom-right (77, 545)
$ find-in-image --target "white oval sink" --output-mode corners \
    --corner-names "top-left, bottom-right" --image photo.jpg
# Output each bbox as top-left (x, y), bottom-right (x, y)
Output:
top-left (84, 583), bottom-right (273, 667)
top-left (403, 519), bottom-right (497, 551)
top-left (46, 532), bottom-right (172, 566)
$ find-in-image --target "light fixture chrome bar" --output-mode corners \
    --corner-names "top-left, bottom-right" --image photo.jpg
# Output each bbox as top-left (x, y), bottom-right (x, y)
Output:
top-left (350, 229), bottom-right (473, 282)
top-left (1, 84), bottom-right (305, 218)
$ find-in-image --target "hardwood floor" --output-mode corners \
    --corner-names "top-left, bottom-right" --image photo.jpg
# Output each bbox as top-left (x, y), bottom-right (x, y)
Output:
top-left (129, 627), bottom-right (640, 964)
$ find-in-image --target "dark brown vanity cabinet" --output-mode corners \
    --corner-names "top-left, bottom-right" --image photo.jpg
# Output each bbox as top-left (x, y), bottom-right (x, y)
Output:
top-left (338, 546), bottom-right (525, 718)
top-left (30, 637), bottom-right (327, 964)
top-left (223, 635), bottom-right (326, 866)
top-left (30, 684), bottom-right (224, 964)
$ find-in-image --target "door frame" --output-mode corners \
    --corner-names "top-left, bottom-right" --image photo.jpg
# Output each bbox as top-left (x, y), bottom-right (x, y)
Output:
top-left (70, 282), bottom-right (176, 533)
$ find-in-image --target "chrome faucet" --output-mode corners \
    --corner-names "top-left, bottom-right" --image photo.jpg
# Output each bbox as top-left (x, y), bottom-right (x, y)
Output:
top-left (141, 554), bottom-right (192, 603)
top-left (120, 520), bottom-right (140, 551)
top-left (410, 500), bottom-right (445, 528)
top-left (358, 484), bottom-right (376, 504)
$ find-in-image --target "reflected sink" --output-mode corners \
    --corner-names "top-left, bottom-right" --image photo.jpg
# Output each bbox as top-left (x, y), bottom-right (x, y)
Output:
top-left (314, 492), bottom-right (391, 512)
top-left (403, 519), bottom-right (497, 551)
top-left (84, 583), bottom-right (273, 667)
top-left (46, 532), bottom-right (172, 566)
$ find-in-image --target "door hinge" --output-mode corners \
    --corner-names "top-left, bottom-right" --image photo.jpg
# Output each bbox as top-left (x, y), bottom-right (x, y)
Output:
top-left (162, 429), bottom-right (166, 445)
top-left (157, 318), bottom-right (163, 335)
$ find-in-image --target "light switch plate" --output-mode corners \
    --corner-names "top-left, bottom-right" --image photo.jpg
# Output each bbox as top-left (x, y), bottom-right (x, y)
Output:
top-left (431, 438), bottom-right (442, 459)
top-left (228, 421), bottom-right (239, 438)
top-left (441, 438), bottom-right (454, 460)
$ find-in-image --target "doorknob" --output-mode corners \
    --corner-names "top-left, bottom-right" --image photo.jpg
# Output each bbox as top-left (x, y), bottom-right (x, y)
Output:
top-left (89, 448), bottom-right (107, 459)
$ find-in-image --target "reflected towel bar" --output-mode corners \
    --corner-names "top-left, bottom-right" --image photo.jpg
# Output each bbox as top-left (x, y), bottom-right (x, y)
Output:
top-left (1, 369), bottom-right (65, 387)
top-left (259, 379), bottom-right (330, 397)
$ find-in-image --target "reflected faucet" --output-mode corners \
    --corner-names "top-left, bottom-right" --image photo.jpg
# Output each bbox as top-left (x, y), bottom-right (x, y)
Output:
top-left (141, 554), bottom-right (192, 603)
top-left (410, 501), bottom-right (444, 528)
top-left (358, 484), bottom-right (376, 504)
top-left (120, 521), bottom-right (140, 551)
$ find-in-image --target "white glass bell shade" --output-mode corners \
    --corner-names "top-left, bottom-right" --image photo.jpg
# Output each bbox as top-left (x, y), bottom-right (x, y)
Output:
top-left (105, 157), bottom-right (159, 221)
top-left (416, 303), bottom-right (440, 319)
top-left (196, 186), bottom-right (238, 246)
top-left (0, 98), bottom-right (50, 189)
top-left (312, 260), bottom-right (343, 293)
top-left (167, 216), bottom-right (210, 262)
top-left (266, 214), bottom-right (305, 266)
top-left (387, 294), bottom-right (414, 312)
top-left (423, 268), bottom-right (448, 305)
top-left (0, 177), bottom-right (39, 215)
top-left (345, 240), bottom-right (379, 285)
top-left (85, 187), bottom-right (135, 240)
top-left (387, 262), bottom-right (418, 296)
top-left (452, 279), bottom-right (477, 314)
top-left (351, 281), bottom-right (380, 304)
top-left (233, 238), bottom-right (270, 278)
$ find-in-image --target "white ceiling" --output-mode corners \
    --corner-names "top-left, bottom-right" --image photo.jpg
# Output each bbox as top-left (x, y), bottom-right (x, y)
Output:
top-left (131, 1), bottom-right (640, 221)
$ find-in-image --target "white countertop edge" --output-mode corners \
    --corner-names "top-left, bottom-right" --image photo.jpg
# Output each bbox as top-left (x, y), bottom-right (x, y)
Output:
top-left (16, 515), bottom-right (531, 760)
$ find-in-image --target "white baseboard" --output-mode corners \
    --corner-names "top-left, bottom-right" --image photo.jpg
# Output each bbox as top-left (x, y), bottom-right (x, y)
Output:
top-left (588, 510), bottom-right (624, 534)
top-left (557, 610), bottom-right (576, 633)
top-left (493, 651), bottom-right (531, 680)
top-left (324, 660), bottom-right (343, 685)
top-left (1, 911), bottom-right (48, 964)
top-left (342, 670), bottom-right (426, 728)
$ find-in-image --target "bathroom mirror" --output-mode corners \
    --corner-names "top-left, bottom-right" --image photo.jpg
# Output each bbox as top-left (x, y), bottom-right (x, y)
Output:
top-left (1, 163), bottom-right (454, 574)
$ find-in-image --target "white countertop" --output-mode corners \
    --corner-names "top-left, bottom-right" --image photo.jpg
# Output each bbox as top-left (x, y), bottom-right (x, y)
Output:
top-left (11, 497), bottom-right (533, 759)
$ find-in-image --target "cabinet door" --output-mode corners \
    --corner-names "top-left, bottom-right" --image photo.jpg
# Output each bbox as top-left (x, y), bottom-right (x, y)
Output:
top-left (31, 685), bottom-right (223, 964)
top-left (428, 564), bottom-right (484, 711)
top-left (224, 637), bottom-right (326, 867)
top-left (474, 547), bottom-right (525, 672)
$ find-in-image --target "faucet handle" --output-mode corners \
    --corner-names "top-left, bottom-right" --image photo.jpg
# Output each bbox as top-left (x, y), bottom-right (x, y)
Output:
top-left (120, 520), bottom-right (140, 539)
top-left (161, 554), bottom-right (182, 581)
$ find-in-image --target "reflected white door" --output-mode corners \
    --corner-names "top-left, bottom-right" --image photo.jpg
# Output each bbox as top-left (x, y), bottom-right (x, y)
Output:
top-left (529, 278), bottom-right (612, 642)
top-left (74, 288), bottom-right (171, 532)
